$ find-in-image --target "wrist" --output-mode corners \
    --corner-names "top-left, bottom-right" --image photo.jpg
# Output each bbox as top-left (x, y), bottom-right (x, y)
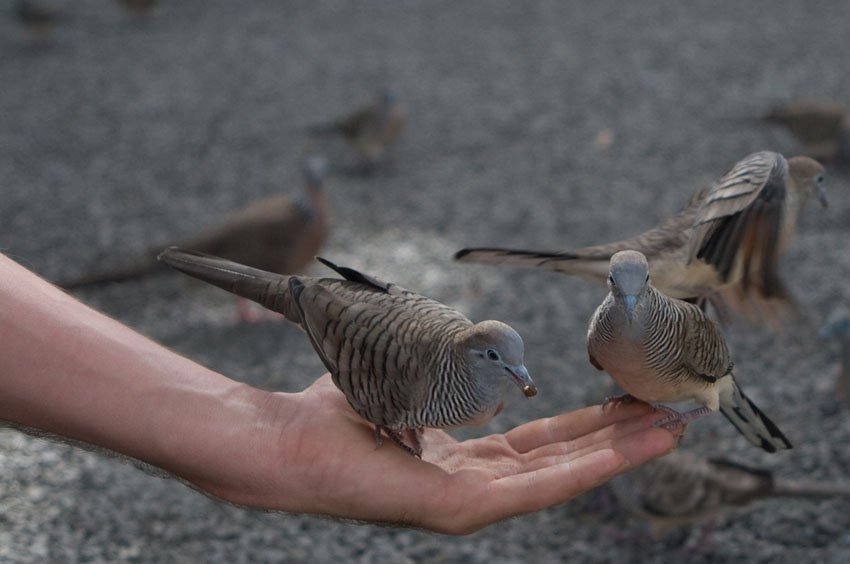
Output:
top-left (152, 378), bottom-right (277, 497)
top-left (167, 382), bottom-right (305, 510)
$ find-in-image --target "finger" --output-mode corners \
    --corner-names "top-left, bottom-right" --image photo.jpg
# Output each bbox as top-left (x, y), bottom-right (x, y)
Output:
top-left (610, 425), bottom-right (679, 467)
top-left (527, 421), bottom-right (682, 472)
top-left (448, 427), bottom-right (676, 534)
top-left (518, 409), bottom-right (683, 461)
top-left (439, 449), bottom-right (624, 534)
top-left (504, 401), bottom-right (656, 454)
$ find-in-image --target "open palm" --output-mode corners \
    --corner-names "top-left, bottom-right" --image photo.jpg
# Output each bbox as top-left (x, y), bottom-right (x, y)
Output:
top-left (222, 374), bottom-right (680, 534)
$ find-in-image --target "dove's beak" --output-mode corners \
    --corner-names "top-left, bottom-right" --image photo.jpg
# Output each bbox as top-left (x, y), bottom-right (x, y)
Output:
top-left (817, 184), bottom-right (829, 208)
top-left (624, 295), bottom-right (637, 322)
top-left (508, 365), bottom-right (537, 397)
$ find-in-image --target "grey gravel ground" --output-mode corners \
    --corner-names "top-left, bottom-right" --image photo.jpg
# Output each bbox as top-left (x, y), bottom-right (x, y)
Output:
top-left (3, 1), bottom-right (850, 562)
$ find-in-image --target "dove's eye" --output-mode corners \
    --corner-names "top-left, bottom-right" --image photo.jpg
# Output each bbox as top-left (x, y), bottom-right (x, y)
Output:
top-left (815, 174), bottom-right (825, 183)
top-left (486, 349), bottom-right (501, 362)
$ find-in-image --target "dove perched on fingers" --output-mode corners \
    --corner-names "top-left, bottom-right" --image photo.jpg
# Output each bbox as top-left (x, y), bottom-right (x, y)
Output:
top-left (762, 100), bottom-right (850, 164)
top-left (586, 251), bottom-right (792, 453)
top-left (610, 449), bottom-right (850, 539)
top-left (456, 152), bottom-right (827, 327)
top-left (310, 89), bottom-right (405, 171)
top-left (157, 247), bottom-right (537, 457)
top-left (60, 156), bottom-right (330, 290)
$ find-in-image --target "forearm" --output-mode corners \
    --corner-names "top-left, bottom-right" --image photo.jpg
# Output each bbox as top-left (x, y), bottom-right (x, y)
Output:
top-left (0, 254), bottom-right (287, 500)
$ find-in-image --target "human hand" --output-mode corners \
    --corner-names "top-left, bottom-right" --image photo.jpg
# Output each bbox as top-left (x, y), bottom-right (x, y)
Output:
top-left (0, 254), bottom-right (680, 535)
top-left (203, 374), bottom-right (681, 535)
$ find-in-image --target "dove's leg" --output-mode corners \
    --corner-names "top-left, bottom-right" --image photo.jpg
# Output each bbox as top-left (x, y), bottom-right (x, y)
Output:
top-left (652, 405), bottom-right (712, 430)
top-left (402, 428), bottom-right (423, 457)
top-left (373, 426), bottom-right (385, 447)
top-left (602, 394), bottom-right (643, 410)
top-left (374, 426), bottom-right (423, 458)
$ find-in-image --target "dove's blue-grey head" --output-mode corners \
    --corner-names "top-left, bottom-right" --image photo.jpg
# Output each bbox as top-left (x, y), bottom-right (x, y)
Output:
top-left (303, 155), bottom-right (327, 190)
top-left (461, 320), bottom-right (536, 400)
top-left (607, 250), bottom-right (651, 324)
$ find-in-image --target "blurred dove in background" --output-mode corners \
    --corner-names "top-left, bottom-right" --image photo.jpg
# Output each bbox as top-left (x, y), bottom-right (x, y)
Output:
top-left (610, 450), bottom-right (850, 540)
top-left (310, 89), bottom-right (405, 173)
top-left (456, 151), bottom-right (827, 328)
top-left (762, 100), bottom-right (850, 165)
top-left (60, 156), bottom-right (330, 296)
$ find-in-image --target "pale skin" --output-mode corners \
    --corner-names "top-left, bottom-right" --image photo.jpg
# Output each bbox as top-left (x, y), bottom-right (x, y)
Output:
top-left (0, 253), bottom-right (681, 535)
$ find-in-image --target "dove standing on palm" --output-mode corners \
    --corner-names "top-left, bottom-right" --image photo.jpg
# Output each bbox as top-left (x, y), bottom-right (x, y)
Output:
top-left (159, 248), bottom-right (537, 457)
top-left (587, 251), bottom-right (792, 452)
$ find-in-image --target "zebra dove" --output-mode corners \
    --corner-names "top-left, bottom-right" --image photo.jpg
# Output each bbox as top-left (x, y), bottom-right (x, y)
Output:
top-left (610, 449), bottom-right (850, 538)
top-left (586, 251), bottom-right (792, 453)
top-left (762, 100), bottom-right (850, 164)
top-left (60, 156), bottom-right (330, 289)
top-left (157, 247), bottom-right (537, 457)
top-left (456, 152), bottom-right (827, 326)
top-left (310, 89), bottom-right (405, 172)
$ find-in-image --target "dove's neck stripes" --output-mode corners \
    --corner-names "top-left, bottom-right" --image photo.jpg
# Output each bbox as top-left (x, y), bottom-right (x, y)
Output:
top-left (590, 288), bottom-right (709, 388)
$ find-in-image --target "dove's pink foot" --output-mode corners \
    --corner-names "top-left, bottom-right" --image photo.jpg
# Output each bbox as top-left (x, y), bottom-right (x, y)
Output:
top-left (602, 393), bottom-right (645, 410)
top-left (652, 405), bottom-right (711, 431)
top-left (374, 426), bottom-right (423, 458)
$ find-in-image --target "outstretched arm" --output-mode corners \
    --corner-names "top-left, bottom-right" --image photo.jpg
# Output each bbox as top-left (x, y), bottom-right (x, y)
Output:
top-left (0, 253), bottom-right (680, 534)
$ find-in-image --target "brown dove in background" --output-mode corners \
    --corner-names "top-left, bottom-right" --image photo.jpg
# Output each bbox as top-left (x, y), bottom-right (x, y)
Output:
top-left (60, 156), bottom-right (330, 290)
top-left (157, 248), bottom-right (537, 457)
top-left (456, 151), bottom-right (827, 326)
top-left (587, 251), bottom-right (792, 453)
top-left (310, 89), bottom-right (405, 172)
top-left (762, 100), bottom-right (850, 165)
top-left (610, 450), bottom-right (850, 539)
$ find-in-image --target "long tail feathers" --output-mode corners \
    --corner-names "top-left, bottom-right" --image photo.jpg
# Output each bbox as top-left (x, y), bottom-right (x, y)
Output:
top-left (719, 378), bottom-right (792, 453)
top-left (157, 246), bottom-right (298, 320)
